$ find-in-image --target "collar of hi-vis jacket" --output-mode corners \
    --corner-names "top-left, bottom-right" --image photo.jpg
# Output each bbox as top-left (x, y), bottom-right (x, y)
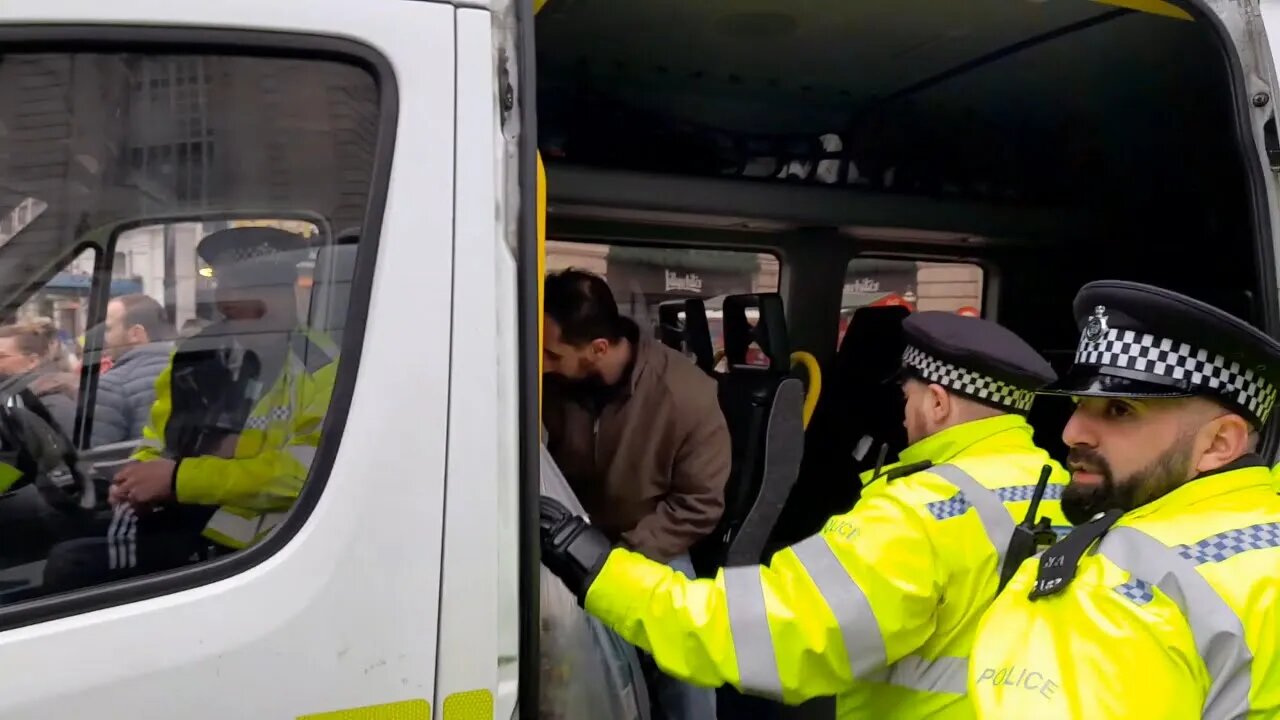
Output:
top-left (1116, 453), bottom-right (1271, 525)
top-left (1026, 453), bottom-right (1270, 601)
top-left (860, 413), bottom-right (1034, 486)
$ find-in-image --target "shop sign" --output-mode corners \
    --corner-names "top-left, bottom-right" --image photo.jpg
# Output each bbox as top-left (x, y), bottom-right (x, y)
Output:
top-left (848, 277), bottom-right (881, 293)
top-left (664, 269), bottom-right (704, 293)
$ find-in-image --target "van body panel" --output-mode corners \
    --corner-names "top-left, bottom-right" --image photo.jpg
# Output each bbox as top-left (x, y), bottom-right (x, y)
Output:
top-left (440, 6), bottom-right (521, 719)
top-left (0, 2), bottom-right (459, 718)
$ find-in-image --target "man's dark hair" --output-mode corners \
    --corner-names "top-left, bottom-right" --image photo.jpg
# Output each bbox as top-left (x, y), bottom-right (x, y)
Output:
top-left (543, 269), bottom-right (626, 345)
top-left (113, 294), bottom-right (173, 341)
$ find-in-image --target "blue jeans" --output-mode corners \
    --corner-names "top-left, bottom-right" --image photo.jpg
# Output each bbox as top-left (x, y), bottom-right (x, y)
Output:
top-left (640, 552), bottom-right (718, 720)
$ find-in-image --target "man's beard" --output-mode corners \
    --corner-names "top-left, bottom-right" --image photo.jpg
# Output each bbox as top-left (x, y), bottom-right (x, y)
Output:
top-left (549, 367), bottom-right (610, 399)
top-left (1061, 434), bottom-right (1196, 526)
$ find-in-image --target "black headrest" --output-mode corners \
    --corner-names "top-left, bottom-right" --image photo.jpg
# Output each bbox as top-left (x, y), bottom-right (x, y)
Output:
top-left (657, 298), bottom-right (715, 374)
top-left (723, 293), bottom-right (789, 370)
top-left (836, 305), bottom-right (910, 373)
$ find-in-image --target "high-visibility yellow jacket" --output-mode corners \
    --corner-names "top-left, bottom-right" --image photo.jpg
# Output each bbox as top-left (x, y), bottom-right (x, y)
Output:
top-left (133, 328), bottom-right (338, 549)
top-left (584, 414), bottom-right (1070, 718)
top-left (969, 457), bottom-right (1280, 719)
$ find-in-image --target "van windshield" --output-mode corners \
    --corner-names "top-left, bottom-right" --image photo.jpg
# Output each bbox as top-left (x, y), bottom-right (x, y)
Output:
top-left (0, 48), bottom-right (380, 604)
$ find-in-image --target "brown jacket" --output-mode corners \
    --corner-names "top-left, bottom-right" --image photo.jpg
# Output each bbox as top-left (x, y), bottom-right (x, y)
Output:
top-left (543, 330), bottom-right (730, 562)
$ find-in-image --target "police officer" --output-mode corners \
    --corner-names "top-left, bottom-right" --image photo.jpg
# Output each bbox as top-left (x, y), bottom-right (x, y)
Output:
top-left (969, 280), bottom-right (1280, 717)
top-left (541, 311), bottom-right (1071, 718)
top-left (43, 227), bottom-right (340, 589)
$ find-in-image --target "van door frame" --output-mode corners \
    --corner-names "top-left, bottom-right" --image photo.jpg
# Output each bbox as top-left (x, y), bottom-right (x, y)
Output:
top-left (1190, 0), bottom-right (1280, 459)
top-left (511, 0), bottom-right (544, 717)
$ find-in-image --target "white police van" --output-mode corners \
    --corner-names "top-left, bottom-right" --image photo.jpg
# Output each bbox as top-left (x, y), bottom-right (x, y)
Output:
top-left (0, 1), bottom-right (1275, 718)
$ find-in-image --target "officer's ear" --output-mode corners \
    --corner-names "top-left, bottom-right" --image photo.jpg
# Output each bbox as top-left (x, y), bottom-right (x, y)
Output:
top-left (926, 383), bottom-right (951, 424)
top-left (1192, 407), bottom-right (1253, 475)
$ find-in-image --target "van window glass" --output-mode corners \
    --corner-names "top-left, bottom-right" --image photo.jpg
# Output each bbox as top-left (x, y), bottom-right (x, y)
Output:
top-left (10, 248), bottom-right (98, 375)
top-left (545, 240), bottom-right (780, 365)
top-left (0, 51), bottom-right (379, 606)
top-left (839, 258), bottom-right (984, 346)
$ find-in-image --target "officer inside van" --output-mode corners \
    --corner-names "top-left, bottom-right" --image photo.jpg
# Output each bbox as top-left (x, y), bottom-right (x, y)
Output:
top-left (43, 227), bottom-right (339, 589)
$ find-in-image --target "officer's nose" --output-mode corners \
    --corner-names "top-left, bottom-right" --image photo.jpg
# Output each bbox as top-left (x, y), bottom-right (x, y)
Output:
top-left (1060, 403), bottom-right (1097, 449)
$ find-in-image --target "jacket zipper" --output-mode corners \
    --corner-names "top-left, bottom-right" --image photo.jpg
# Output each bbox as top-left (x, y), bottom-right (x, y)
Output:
top-left (592, 415), bottom-right (600, 471)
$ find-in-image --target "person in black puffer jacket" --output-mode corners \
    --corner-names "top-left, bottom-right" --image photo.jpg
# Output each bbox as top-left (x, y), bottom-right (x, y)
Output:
top-left (90, 294), bottom-right (174, 447)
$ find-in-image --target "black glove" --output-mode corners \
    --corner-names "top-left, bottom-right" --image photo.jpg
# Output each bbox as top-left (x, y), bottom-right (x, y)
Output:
top-left (539, 495), bottom-right (613, 604)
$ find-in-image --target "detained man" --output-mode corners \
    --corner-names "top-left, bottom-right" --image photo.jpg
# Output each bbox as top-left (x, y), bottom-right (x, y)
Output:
top-left (540, 269), bottom-right (730, 720)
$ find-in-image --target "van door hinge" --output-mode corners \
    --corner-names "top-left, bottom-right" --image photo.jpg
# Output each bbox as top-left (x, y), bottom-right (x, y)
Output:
top-left (497, 48), bottom-right (515, 125)
top-left (1264, 115), bottom-right (1280, 171)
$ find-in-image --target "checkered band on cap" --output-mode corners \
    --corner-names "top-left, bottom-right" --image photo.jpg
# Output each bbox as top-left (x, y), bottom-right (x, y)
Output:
top-left (223, 243), bottom-right (284, 263)
top-left (902, 345), bottom-right (1036, 412)
top-left (1076, 326), bottom-right (1279, 424)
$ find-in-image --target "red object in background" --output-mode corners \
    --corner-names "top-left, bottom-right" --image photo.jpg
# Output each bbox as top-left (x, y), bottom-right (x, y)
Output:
top-left (99, 357), bottom-right (114, 373)
top-left (955, 306), bottom-right (980, 317)
top-left (867, 292), bottom-right (917, 312)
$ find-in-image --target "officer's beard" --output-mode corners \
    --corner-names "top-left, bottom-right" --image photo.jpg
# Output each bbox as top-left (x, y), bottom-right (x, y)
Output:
top-left (1061, 432), bottom-right (1196, 526)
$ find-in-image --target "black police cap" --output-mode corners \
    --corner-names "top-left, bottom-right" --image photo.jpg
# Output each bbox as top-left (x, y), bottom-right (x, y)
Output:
top-left (197, 226), bottom-right (307, 269)
top-left (1041, 280), bottom-right (1280, 427)
top-left (899, 311), bottom-right (1057, 415)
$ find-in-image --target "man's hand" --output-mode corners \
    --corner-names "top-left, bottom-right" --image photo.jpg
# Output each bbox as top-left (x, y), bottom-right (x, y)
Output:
top-left (111, 459), bottom-right (178, 509)
top-left (540, 495), bottom-right (613, 604)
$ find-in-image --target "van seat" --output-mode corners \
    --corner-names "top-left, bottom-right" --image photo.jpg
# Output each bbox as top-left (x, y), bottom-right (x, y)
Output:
top-left (690, 293), bottom-right (805, 576)
top-left (771, 305), bottom-right (909, 548)
top-left (656, 298), bottom-right (716, 374)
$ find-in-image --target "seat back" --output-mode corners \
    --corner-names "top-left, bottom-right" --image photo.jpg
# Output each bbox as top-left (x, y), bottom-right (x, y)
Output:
top-left (656, 298), bottom-right (716, 374)
top-left (1026, 349), bottom-right (1076, 464)
top-left (771, 305), bottom-right (910, 547)
top-left (691, 293), bottom-right (804, 576)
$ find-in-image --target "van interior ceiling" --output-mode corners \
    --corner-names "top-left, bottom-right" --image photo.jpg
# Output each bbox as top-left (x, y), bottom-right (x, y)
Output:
top-left (537, 1), bottom-right (1269, 459)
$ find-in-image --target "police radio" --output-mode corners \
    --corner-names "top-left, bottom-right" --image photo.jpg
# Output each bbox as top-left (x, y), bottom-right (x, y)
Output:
top-left (998, 464), bottom-right (1057, 594)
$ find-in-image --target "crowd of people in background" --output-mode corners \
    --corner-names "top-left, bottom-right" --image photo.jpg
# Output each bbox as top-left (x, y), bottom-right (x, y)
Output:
top-left (0, 293), bottom-right (175, 446)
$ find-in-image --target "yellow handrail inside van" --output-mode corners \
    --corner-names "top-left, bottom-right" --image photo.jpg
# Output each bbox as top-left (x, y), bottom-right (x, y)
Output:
top-left (790, 351), bottom-right (821, 429)
top-left (1091, 0), bottom-right (1191, 21)
top-left (709, 348), bottom-right (820, 427)
top-left (537, 152), bottom-right (547, 411)
top-left (536, 0), bottom-right (550, 414)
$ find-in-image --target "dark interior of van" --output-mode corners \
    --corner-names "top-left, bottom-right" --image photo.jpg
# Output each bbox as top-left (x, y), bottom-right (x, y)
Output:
top-left (536, 2), bottom-right (1274, 716)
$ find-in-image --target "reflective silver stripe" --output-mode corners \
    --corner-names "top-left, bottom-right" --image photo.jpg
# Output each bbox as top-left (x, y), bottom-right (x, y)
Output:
top-left (791, 534), bottom-right (887, 679)
top-left (205, 509), bottom-right (290, 547)
top-left (138, 437), bottom-right (163, 450)
top-left (1099, 526), bottom-right (1252, 719)
top-left (287, 445), bottom-right (317, 470)
top-left (887, 654), bottom-right (967, 695)
top-left (723, 564), bottom-right (783, 699)
top-left (258, 511), bottom-right (287, 535)
top-left (928, 464), bottom-right (1016, 571)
